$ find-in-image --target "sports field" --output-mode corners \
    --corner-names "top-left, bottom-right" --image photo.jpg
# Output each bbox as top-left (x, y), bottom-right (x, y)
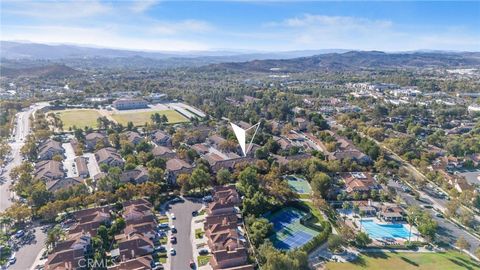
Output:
top-left (286, 175), bottom-right (312, 194)
top-left (111, 110), bottom-right (188, 126)
top-left (266, 207), bottom-right (319, 250)
top-left (54, 109), bottom-right (101, 129)
top-left (325, 251), bottom-right (480, 270)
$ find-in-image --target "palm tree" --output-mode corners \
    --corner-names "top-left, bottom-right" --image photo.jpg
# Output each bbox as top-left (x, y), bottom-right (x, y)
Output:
top-left (45, 225), bottom-right (66, 251)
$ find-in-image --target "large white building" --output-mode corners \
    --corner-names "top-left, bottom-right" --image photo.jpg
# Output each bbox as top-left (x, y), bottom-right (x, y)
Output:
top-left (112, 98), bottom-right (148, 110)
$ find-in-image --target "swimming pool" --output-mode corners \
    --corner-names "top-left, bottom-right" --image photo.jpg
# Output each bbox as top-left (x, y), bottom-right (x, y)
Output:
top-left (360, 219), bottom-right (410, 240)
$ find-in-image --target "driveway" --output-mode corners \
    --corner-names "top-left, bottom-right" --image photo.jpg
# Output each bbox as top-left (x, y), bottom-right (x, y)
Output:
top-left (166, 198), bottom-right (203, 270)
top-left (62, 142), bottom-right (77, 177)
top-left (83, 153), bottom-right (101, 179)
top-left (10, 224), bottom-right (47, 270)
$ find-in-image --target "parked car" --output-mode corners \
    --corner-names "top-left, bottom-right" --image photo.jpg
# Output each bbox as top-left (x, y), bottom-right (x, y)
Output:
top-left (192, 211), bottom-right (198, 216)
top-left (171, 226), bottom-right (177, 233)
top-left (171, 213), bottom-right (176, 220)
top-left (198, 249), bottom-right (209, 255)
top-left (154, 246), bottom-right (166, 252)
top-left (15, 230), bottom-right (25, 238)
top-left (170, 236), bottom-right (177, 244)
top-left (170, 248), bottom-right (176, 256)
top-left (202, 195), bottom-right (213, 203)
top-left (189, 260), bottom-right (196, 269)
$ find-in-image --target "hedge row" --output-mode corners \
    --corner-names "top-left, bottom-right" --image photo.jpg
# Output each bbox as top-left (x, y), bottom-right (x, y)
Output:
top-left (301, 221), bottom-right (332, 253)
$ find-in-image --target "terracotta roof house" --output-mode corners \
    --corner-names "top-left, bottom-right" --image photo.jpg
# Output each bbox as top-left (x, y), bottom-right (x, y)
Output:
top-left (95, 147), bottom-right (124, 168)
top-left (122, 131), bottom-right (144, 145)
top-left (46, 177), bottom-right (83, 192)
top-left (69, 207), bottom-right (111, 236)
top-left (343, 172), bottom-right (380, 194)
top-left (35, 160), bottom-right (64, 181)
top-left (213, 186), bottom-right (241, 205)
top-left (272, 153), bottom-right (312, 166)
top-left (378, 204), bottom-right (405, 222)
top-left (208, 135), bottom-right (227, 147)
top-left (191, 143), bottom-right (210, 155)
top-left (117, 234), bottom-right (154, 261)
top-left (51, 232), bottom-right (92, 255)
top-left (273, 136), bottom-right (293, 150)
top-left (45, 248), bottom-right (85, 270)
top-left (85, 132), bottom-right (108, 150)
top-left (38, 139), bottom-right (64, 160)
top-left (120, 166), bottom-right (149, 184)
top-left (151, 146), bottom-right (176, 159)
top-left (74, 157), bottom-right (89, 178)
top-left (123, 202), bottom-right (155, 226)
top-left (113, 98), bottom-right (148, 110)
top-left (107, 255), bottom-right (153, 270)
top-left (205, 213), bottom-right (240, 230)
top-left (151, 130), bottom-right (171, 146)
top-left (165, 158), bottom-right (193, 184)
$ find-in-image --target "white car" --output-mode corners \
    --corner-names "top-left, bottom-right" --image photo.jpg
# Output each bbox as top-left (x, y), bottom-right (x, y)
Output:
top-left (170, 248), bottom-right (176, 256)
top-left (171, 214), bottom-right (176, 220)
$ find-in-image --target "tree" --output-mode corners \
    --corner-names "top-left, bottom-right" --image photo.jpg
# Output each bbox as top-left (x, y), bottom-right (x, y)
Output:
top-left (148, 168), bottom-right (165, 183)
top-left (456, 236), bottom-right (470, 250)
top-left (189, 168), bottom-right (211, 193)
top-left (1, 203), bottom-right (32, 225)
top-left (45, 225), bottom-right (66, 250)
top-left (216, 168), bottom-right (232, 185)
top-left (237, 167), bottom-right (258, 197)
top-left (327, 234), bottom-right (344, 253)
top-left (310, 172), bottom-right (331, 198)
top-left (247, 217), bottom-right (272, 247)
top-left (355, 232), bottom-right (372, 247)
top-left (258, 242), bottom-right (309, 270)
top-left (416, 212), bottom-right (437, 241)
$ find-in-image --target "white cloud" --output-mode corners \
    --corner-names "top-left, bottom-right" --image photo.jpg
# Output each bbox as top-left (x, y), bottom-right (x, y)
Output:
top-left (130, 0), bottom-right (160, 13)
top-left (2, 0), bottom-right (111, 19)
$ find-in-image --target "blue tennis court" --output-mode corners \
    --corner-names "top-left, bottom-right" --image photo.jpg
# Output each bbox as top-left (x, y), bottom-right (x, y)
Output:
top-left (266, 207), bottom-right (319, 250)
top-left (285, 175), bottom-right (312, 194)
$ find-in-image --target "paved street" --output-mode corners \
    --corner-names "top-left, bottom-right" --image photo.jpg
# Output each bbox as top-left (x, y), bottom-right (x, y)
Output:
top-left (10, 224), bottom-right (47, 270)
top-left (167, 198), bottom-right (203, 270)
top-left (0, 103), bottom-right (48, 269)
top-left (389, 180), bottom-right (480, 254)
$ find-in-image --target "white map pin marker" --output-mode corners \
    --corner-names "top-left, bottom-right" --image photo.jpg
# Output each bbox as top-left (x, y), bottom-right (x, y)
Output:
top-left (230, 122), bottom-right (260, 156)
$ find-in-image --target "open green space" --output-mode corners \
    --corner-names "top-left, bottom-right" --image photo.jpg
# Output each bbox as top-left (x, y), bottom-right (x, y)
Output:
top-left (54, 109), bottom-right (101, 129)
top-left (325, 251), bottom-right (480, 270)
top-left (198, 255), bottom-right (211, 267)
top-left (111, 109), bottom-right (188, 126)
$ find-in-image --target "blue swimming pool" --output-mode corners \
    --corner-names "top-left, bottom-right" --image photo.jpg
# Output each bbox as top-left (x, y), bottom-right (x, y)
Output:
top-left (360, 220), bottom-right (410, 240)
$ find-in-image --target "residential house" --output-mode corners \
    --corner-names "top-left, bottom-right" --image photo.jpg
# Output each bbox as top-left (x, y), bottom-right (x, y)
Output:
top-left (38, 139), bottom-right (64, 160)
top-left (122, 131), bottom-right (143, 145)
top-left (85, 132), bottom-right (108, 151)
top-left (294, 117), bottom-right (308, 131)
top-left (151, 130), bottom-right (171, 146)
top-left (74, 157), bottom-right (89, 178)
top-left (343, 172), bottom-right (380, 194)
top-left (120, 166), bottom-right (149, 184)
top-left (107, 256), bottom-right (154, 270)
top-left (165, 158), bottom-right (193, 184)
top-left (95, 147), bottom-right (124, 168)
top-left (151, 146), bottom-right (176, 159)
top-left (46, 177), bottom-right (83, 192)
top-left (35, 160), bottom-right (64, 181)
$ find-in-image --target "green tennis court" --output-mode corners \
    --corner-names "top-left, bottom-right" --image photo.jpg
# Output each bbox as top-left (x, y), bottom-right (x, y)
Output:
top-left (266, 207), bottom-right (319, 250)
top-left (286, 175), bottom-right (312, 194)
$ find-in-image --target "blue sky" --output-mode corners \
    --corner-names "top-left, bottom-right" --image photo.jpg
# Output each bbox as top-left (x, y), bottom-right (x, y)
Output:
top-left (1, 1), bottom-right (479, 52)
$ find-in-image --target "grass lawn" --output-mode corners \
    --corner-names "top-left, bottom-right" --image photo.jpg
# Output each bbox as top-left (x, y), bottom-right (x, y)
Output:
top-left (325, 251), bottom-right (480, 270)
top-left (157, 216), bottom-right (169, 223)
top-left (159, 237), bottom-right (167, 245)
top-left (111, 110), bottom-right (188, 126)
top-left (54, 109), bottom-right (101, 130)
top-left (195, 228), bottom-right (204, 239)
top-left (198, 255), bottom-right (211, 267)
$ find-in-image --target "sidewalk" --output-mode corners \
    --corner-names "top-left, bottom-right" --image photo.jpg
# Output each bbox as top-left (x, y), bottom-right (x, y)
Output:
top-left (190, 206), bottom-right (212, 270)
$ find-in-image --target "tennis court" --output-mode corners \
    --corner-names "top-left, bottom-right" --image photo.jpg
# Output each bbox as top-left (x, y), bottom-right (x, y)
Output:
top-left (286, 175), bottom-right (312, 194)
top-left (267, 207), bottom-right (319, 250)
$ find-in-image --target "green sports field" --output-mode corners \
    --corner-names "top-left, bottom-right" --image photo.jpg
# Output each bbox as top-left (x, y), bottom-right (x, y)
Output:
top-left (111, 110), bottom-right (188, 126)
top-left (54, 109), bottom-right (101, 129)
top-left (325, 251), bottom-right (480, 270)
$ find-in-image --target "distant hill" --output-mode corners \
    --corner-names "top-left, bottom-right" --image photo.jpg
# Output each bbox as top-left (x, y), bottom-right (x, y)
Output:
top-left (0, 63), bottom-right (78, 78)
top-left (206, 51), bottom-right (480, 72)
